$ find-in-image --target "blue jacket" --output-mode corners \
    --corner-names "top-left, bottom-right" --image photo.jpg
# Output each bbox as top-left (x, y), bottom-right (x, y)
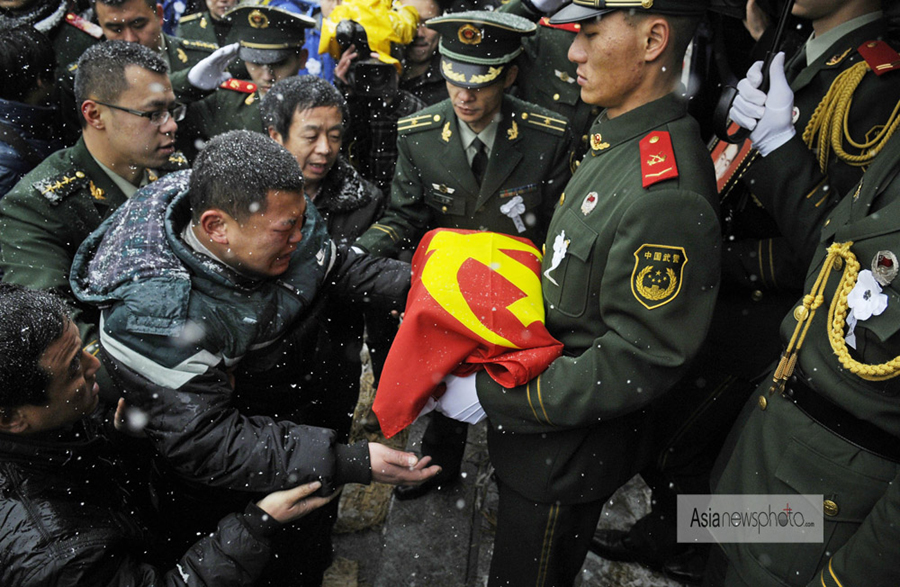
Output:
top-left (0, 98), bottom-right (63, 198)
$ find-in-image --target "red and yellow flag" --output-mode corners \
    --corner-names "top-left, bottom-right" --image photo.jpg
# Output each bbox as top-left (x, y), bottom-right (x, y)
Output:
top-left (374, 229), bottom-right (563, 437)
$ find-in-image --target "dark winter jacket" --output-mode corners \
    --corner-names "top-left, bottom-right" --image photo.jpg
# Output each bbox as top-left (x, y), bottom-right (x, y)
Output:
top-left (0, 413), bottom-right (281, 586)
top-left (70, 170), bottom-right (410, 497)
top-left (292, 157), bottom-right (389, 438)
top-left (0, 98), bottom-right (63, 198)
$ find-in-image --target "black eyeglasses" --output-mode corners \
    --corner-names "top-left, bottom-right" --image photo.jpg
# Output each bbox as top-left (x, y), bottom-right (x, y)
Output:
top-left (95, 101), bottom-right (187, 126)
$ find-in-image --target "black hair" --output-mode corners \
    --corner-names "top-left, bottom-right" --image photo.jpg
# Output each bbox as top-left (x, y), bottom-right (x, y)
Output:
top-left (190, 130), bottom-right (305, 222)
top-left (73, 40), bottom-right (168, 126)
top-left (260, 75), bottom-right (349, 141)
top-left (0, 284), bottom-right (69, 410)
top-left (92, 0), bottom-right (157, 11)
top-left (622, 10), bottom-right (701, 73)
top-left (0, 19), bottom-right (56, 102)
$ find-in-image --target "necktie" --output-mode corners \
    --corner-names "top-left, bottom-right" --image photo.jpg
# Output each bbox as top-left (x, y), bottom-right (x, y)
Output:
top-left (471, 138), bottom-right (488, 185)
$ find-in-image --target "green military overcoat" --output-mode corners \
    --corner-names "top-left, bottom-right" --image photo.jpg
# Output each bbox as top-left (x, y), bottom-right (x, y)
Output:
top-left (355, 94), bottom-right (573, 257)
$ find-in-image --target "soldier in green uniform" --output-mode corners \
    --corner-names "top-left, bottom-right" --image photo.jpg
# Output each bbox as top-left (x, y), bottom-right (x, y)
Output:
top-left (356, 10), bottom-right (573, 502)
top-left (705, 52), bottom-right (900, 587)
top-left (92, 0), bottom-right (226, 97)
top-left (590, 2), bottom-right (900, 579)
top-left (356, 10), bottom-right (573, 256)
top-left (423, 1), bottom-right (720, 584)
top-left (0, 41), bottom-right (188, 400)
top-left (175, 0), bottom-right (249, 79)
top-left (498, 0), bottom-right (600, 166)
top-left (178, 5), bottom-right (313, 151)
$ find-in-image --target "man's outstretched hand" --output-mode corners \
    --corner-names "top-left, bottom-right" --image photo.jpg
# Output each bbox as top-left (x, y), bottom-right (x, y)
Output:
top-left (368, 443), bottom-right (441, 485)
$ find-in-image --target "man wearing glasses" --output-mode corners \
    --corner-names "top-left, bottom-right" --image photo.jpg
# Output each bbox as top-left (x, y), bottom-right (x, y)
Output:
top-left (0, 41), bottom-right (188, 401)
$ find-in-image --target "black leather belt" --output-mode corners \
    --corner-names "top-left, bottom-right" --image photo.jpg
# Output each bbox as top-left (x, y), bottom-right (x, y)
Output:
top-left (784, 377), bottom-right (900, 464)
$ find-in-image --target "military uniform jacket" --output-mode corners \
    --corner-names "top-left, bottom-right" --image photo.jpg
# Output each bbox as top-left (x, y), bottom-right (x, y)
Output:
top-left (476, 93), bottom-right (721, 504)
top-left (713, 134), bottom-right (900, 587)
top-left (500, 0), bottom-right (600, 165)
top-left (175, 11), bottom-right (250, 80)
top-left (179, 82), bottom-right (262, 154)
top-left (725, 19), bottom-right (900, 291)
top-left (355, 94), bottom-right (573, 257)
top-left (0, 137), bottom-right (127, 335)
top-left (0, 137), bottom-right (186, 345)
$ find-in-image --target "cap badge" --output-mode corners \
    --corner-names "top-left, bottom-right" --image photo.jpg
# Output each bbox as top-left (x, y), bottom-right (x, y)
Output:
top-left (590, 133), bottom-right (609, 151)
top-left (458, 24), bottom-right (482, 45)
top-left (248, 10), bottom-right (269, 28)
top-left (641, 0), bottom-right (653, 7)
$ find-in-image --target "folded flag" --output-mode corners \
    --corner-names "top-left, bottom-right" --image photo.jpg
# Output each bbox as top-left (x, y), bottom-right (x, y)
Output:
top-left (373, 228), bottom-right (563, 437)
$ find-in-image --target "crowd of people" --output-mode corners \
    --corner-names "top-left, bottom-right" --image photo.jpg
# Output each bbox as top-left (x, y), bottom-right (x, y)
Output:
top-left (0, 0), bottom-right (898, 585)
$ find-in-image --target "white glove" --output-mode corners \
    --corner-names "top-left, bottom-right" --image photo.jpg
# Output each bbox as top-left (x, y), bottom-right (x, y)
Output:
top-left (529, 0), bottom-right (569, 15)
top-left (729, 52), bottom-right (795, 156)
top-left (188, 42), bottom-right (240, 91)
top-left (435, 373), bottom-right (485, 424)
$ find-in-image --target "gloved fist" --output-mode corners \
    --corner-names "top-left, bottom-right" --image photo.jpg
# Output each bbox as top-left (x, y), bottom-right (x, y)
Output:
top-left (729, 52), bottom-right (795, 156)
top-left (188, 42), bottom-right (240, 91)
top-left (435, 373), bottom-right (485, 424)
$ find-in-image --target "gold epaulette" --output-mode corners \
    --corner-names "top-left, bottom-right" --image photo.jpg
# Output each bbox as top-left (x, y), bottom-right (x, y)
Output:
top-left (179, 38), bottom-right (218, 52)
top-left (33, 170), bottom-right (89, 206)
top-left (397, 112), bottom-right (444, 134)
top-left (65, 12), bottom-right (103, 39)
top-left (179, 12), bottom-right (203, 23)
top-left (520, 111), bottom-right (567, 135)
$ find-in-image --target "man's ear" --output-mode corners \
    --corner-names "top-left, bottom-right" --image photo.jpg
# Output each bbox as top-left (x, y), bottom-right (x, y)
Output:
top-left (198, 209), bottom-right (230, 244)
top-left (503, 64), bottom-right (519, 89)
top-left (298, 48), bottom-right (309, 70)
top-left (0, 408), bottom-right (29, 435)
top-left (268, 126), bottom-right (284, 145)
top-left (155, 3), bottom-right (165, 25)
top-left (644, 17), bottom-right (670, 64)
top-left (82, 100), bottom-right (105, 130)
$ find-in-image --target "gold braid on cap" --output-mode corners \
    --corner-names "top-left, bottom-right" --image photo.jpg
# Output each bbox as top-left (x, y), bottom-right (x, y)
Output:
top-left (802, 61), bottom-right (900, 173)
top-left (769, 241), bottom-right (900, 396)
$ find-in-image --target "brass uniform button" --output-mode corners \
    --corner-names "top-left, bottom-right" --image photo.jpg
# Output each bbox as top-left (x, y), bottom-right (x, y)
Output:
top-left (441, 206), bottom-right (448, 213)
top-left (758, 395), bottom-right (767, 410)
top-left (793, 305), bottom-right (809, 322)
top-left (434, 115), bottom-right (441, 121)
top-left (553, 93), bottom-right (560, 101)
top-left (823, 500), bottom-right (839, 517)
top-left (751, 290), bottom-right (764, 302)
top-left (75, 171), bottom-right (85, 178)
top-left (521, 113), bottom-right (528, 120)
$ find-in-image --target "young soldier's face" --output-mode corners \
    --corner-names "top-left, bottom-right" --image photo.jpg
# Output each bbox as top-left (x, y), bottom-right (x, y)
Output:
top-left (15, 321), bottom-right (101, 434)
top-left (568, 11), bottom-right (645, 116)
top-left (446, 66), bottom-right (516, 134)
top-left (245, 52), bottom-right (308, 98)
top-left (220, 189), bottom-right (307, 277)
top-left (96, 0), bottom-right (165, 52)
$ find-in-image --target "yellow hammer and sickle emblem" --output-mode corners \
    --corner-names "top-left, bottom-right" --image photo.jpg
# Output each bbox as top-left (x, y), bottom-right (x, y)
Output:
top-left (420, 231), bottom-right (545, 348)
